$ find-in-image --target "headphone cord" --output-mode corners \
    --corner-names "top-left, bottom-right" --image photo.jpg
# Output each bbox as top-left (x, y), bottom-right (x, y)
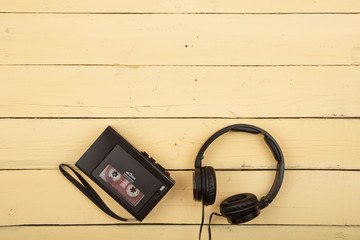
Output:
top-left (199, 203), bottom-right (223, 240)
top-left (199, 203), bottom-right (205, 240)
top-left (208, 212), bottom-right (222, 240)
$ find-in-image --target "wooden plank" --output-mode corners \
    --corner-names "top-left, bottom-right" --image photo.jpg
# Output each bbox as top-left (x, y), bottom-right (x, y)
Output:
top-left (1, 119), bottom-right (359, 170)
top-left (2, 0), bottom-right (360, 13)
top-left (1, 15), bottom-right (360, 65)
top-left (1, 225), bottom-right (359, 240)
top-left (1, 170), bottom-right (359, 225)
top-left (1, 66), bottom-right (359, 118)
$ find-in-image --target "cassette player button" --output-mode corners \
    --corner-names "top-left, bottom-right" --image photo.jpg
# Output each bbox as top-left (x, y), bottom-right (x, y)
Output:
top-left (154, 185), bottom-right (167, 199)
top-left (148, 157), bottom-right (156, 164)
top-left (155, 163), bottom-right (165, 172)
top-left (141, 151), bottom-right (149, 158)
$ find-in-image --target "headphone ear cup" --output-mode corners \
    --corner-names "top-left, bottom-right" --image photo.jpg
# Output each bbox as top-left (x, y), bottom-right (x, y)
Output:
top-left (220, 193), bottom-right (260, 224)
top-left (193, 168), bottom-right (202, 201)
top-left (204, 166), bottom-right (216, 206)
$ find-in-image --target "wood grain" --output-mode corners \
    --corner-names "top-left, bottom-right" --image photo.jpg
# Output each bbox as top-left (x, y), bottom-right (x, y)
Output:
top-left (1, 66), bottom-right (359, 118)
top-left (1, 170), bottom-right (359, 225)
top-left (2, 0), bottom-right (360, 13)
top-left (1, 0), bottom-right (359, 237)
top-left (1, 225), bottom-right (359, 240)
top-left (1, 15), bottom-right (360, 65)
top-left (0, 119), bottom-right (359, 170)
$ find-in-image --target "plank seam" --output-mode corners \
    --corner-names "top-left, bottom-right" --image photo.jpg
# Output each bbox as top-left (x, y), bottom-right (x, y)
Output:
top-left (2, 12), bottom-right (360, 15)
top-left (0, 64), bottom-right (359, 67)
top-left (1, 117), bottom-right (360, 120)
top-left (0, 169), bottom-right (359, 171)
top-left (0, 223), bottom-right (359, 227)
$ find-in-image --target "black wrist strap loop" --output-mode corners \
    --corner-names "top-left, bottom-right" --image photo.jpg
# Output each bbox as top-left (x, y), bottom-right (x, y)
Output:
top-left (59, 164), bottom-right (136, 222)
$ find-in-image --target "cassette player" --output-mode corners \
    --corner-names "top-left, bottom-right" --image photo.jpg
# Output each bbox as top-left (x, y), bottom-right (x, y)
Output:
top-left (75, 126), bottom-right (175, 221)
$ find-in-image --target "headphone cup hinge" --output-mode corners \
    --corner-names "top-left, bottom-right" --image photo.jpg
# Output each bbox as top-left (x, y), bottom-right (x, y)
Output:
top-left (259, 197), bottom-right (270, 209)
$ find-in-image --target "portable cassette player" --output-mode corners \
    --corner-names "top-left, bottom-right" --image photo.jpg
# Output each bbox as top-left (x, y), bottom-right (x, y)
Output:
top-left (74, 126), bottom-right (175, 221)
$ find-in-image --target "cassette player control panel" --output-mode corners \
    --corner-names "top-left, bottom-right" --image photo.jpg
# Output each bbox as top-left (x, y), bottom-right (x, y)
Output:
top-left (141, 151), bottom-right (171, 177)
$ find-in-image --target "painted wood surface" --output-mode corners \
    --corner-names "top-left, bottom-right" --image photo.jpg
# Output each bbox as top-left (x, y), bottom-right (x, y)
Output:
top-left (2, 0), bottom-right (360, 13)
top-left (0, 1), bottom-right (359, 239)
top-left (1, 170), bottom-right (359, 225)
top-left (1, 15), bottom-right (360, 65)
top-left (0, 119), bottom-right (359, 170)
top-left (0, 66), bottom-right (359, 118)
top-left (1, 225), bottom-right (359, 240)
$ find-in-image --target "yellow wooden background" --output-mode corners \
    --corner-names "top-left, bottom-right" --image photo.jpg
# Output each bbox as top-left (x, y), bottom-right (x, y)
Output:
top-left (1, 1), bottom-right (360, 239)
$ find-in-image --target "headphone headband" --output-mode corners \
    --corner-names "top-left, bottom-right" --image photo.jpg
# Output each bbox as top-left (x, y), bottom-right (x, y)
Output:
top-left (194, 124), bottom-right (284, 209)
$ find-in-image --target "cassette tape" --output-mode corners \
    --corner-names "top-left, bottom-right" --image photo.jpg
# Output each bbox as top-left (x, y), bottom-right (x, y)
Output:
top-left (75, 126), bottom-right (175, 221)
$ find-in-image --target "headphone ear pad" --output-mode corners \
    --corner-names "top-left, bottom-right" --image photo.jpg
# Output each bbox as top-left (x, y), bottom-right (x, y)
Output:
top-left (220, 193), bottom-right (260, 224)
top-left (193, 168), bottom-right (202, 201)
top-left (204, 166), bottom-right (216, 206)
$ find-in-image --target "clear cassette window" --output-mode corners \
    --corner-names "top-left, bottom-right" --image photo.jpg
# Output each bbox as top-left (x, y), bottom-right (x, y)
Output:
top-left (99, 164), bottom-right (144, 206)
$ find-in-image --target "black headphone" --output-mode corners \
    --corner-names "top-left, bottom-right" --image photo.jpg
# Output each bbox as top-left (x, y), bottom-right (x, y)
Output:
top-left (193, 124), bottom-right (285, 224)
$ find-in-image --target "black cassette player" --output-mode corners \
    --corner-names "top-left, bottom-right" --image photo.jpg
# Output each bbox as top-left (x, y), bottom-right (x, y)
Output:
top-left (60, 126), bottom-right (175, 222)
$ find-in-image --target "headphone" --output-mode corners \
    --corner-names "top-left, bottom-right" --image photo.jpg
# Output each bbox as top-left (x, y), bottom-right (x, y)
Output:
top-left (193, 124), bottom-right (285, 224)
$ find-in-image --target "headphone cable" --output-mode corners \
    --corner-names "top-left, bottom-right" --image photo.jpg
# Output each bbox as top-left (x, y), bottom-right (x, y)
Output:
top-left (199, 203), bottom-right (205, 240)
top-left (199, 203), bottom-right (223, 240)
top-left (208, 212), bottom-right (222, 240)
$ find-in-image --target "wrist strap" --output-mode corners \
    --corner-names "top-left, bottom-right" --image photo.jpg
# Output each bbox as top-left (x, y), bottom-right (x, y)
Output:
top-left (59, 164), bottom-right (136, 222)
